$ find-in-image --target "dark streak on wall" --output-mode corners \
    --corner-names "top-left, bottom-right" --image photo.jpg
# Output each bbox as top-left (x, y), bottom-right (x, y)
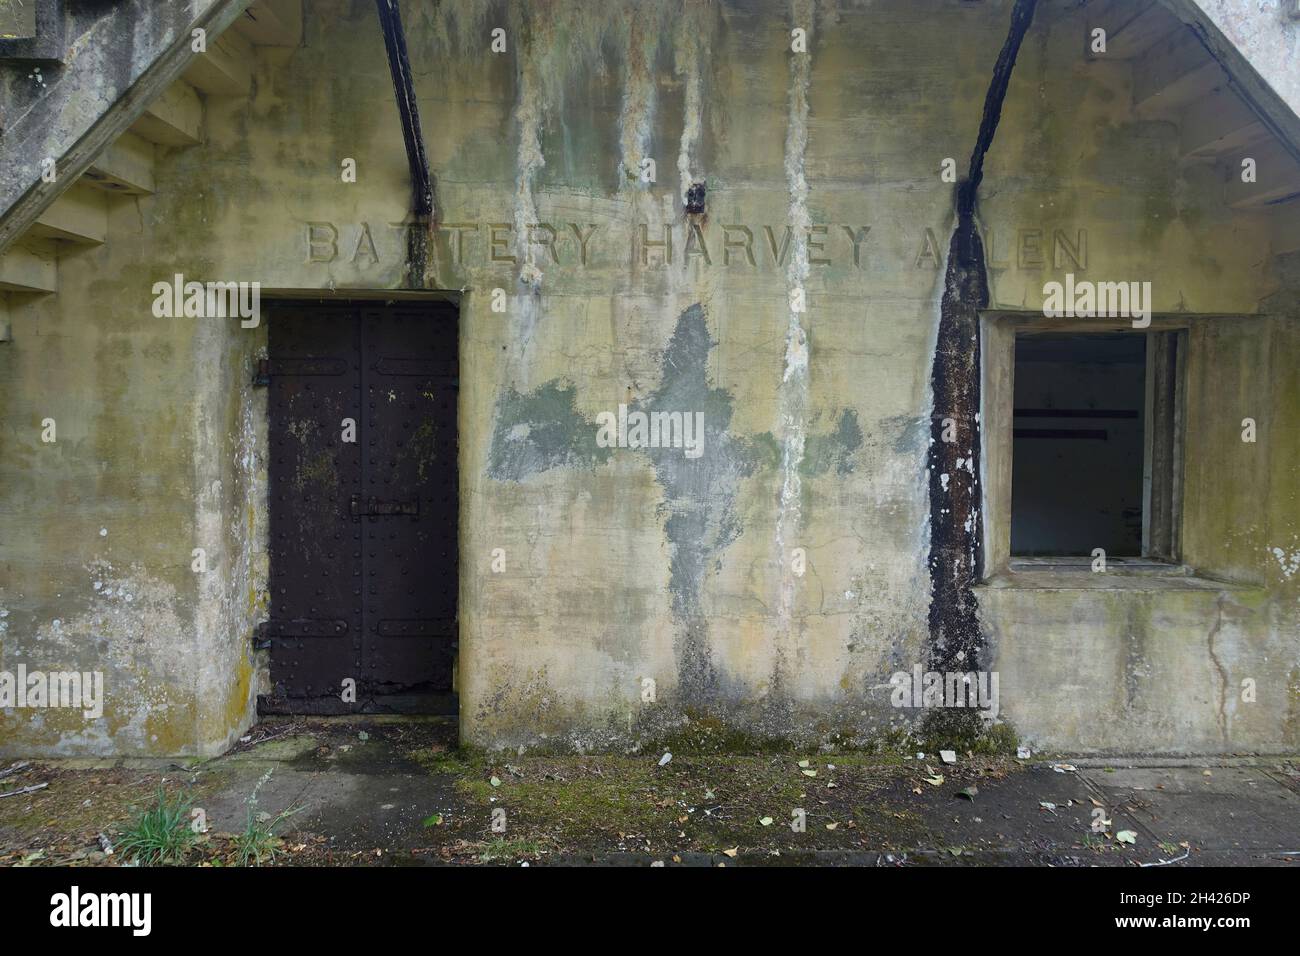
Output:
top-left (640, 304), bottom-right (744, 703)
top-left (374, 0), bottom-right (437, 288)
top-left (927, 0), bottom-right (1038, 673)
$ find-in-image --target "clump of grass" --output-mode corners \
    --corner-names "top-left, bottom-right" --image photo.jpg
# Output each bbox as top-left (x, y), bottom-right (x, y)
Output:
top-left (117, 786), bottom-right (196, 865)
top-left (973, 721), bottom-right (1021, 756)
top-left (235, 769), bottom-right (302, 867)
top-left (646, 710), bottom-right (796, 755)
top-left (478, 837), bottom-right (545, 862)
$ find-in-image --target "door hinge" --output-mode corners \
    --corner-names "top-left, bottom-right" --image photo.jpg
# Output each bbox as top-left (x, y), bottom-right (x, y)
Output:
top-left (256, 619), bottom-right (348, 648)
top-left (254, 357), bottom-right (348, 386)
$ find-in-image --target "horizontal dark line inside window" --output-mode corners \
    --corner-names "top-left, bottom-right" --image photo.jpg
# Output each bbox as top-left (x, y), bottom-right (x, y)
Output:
top-left (1013, 409), bottom-right (1139, 419)
top-left (1013, 428), bottom-right (1109, 440)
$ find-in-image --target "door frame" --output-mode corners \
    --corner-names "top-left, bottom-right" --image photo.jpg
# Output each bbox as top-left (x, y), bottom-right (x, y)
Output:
top-left (254, 292), bottom-right (463, 717)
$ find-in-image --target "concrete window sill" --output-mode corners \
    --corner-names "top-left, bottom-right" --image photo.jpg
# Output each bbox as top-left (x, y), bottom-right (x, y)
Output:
top-left (978, 558), bottom-right (1260, 592)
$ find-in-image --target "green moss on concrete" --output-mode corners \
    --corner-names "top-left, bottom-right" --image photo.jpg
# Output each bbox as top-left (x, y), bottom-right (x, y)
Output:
top-left (918, 709), bottom-right (1019, 756)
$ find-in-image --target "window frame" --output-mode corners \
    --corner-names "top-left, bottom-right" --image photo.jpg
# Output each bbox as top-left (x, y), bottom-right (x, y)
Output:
top-left (979, 312), bottom-right (1189, 579)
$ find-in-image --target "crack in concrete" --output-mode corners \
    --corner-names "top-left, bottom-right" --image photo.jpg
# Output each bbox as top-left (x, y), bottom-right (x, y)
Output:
top-left (927, 0), bottom-right (1038, 673)
top-left (1207, 594), bottom-right (1231, 746)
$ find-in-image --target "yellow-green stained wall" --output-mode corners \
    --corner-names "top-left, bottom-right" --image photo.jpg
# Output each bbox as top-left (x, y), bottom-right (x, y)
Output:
top-left (0, 0), bottom-right (1296, 756)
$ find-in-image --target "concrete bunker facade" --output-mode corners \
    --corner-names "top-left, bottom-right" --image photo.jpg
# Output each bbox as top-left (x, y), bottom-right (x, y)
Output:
top-left (1, 0), bottom-right (1299, 758)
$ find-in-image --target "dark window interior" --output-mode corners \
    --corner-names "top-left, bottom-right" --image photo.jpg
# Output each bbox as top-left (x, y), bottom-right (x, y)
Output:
top-left (1010, 333), bottom-right (1146, 557)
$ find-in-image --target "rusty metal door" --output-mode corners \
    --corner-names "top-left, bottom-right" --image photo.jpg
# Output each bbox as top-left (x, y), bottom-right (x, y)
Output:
top-left (259, 301), bottom-right (458, 714)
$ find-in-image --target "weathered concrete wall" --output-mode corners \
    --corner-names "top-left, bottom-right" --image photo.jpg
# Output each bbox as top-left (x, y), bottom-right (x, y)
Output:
top-left (1, 0), bottom-right (1297, 757)
top-left (0, 164), bottom-right (266, 755)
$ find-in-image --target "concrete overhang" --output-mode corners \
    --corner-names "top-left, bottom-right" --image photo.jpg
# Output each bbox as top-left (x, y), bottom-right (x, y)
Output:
top-left (1170, 0), bottom-right (1300, 161)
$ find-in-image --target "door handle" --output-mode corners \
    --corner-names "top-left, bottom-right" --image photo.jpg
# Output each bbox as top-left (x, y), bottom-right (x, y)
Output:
top-left (350, 493), bottom-right (419, 517)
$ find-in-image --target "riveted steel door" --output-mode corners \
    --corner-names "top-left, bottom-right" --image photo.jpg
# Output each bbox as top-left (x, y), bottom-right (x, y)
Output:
top-left (260, 301), bottom-right (457, 714)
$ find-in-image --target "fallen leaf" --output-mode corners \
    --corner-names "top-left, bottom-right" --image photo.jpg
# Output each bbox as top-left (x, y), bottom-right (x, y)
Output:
top-left (723, 847), bottom-right (738, 858)
top-left (1117, 830), bottom-right (1137, 845)
top-left (925, 775), bottom-right (944, 786)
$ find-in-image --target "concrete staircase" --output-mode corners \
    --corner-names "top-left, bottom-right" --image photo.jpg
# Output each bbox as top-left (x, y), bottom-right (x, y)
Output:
top-left (0, 0), bottom-right (300, 340)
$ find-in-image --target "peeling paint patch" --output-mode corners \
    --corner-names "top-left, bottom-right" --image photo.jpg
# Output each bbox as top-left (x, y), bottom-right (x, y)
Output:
top-left (0, 562), bottom-right (196, 757)
top-left (641, 304), bottom-right (758, 703)
top-left (484, 304), bottom-right (765, 705)
top-left (486, 382), bottom-right (612, 481)
top-left (1270, 546), bottom-right (1300, 579)
top-left (801, 409), bottom-right (863, 478)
